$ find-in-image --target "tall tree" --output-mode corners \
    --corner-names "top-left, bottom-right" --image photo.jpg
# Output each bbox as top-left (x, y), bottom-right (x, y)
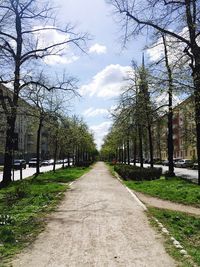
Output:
top-left (109, 0), bottom-right (200, 184)
top-left (161, 34), bottom-right (175, 176)
top-left (0, 0), bottom-right (87, 187)
top-left (138, 58), bottom-right (154, 167)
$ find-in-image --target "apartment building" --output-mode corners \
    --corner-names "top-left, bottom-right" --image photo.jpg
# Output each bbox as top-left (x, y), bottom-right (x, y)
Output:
top-left (153, 95), bottom-right (197, 161)
top-left (0, 85), bottom-right (50, 163)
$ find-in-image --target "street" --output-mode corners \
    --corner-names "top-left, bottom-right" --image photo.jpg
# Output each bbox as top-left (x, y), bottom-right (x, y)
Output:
top-left (134, 163), bottom-right (198, 182)
top-left (0, 163), bottom-right (198, 183)
top-left (0, 164), bottom-right (67, 182)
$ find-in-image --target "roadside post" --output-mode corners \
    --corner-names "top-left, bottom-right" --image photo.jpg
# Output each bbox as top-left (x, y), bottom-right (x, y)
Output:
top-left (20, 162), bottom-right (23, 180)
top-left (12, 132), bottom-right (18, 181)
top-left (12, 150), bottom-right (14, 181)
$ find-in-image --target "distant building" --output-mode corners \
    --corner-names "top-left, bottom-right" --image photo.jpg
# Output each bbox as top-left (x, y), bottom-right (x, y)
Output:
top-left (0, 85), bottom-right (49, 163)
top-left (153, 96), bottom-right (197, 160)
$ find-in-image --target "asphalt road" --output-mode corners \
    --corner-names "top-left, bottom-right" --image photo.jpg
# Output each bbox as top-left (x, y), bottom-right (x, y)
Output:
top-left (0, 163), bottom-right (198, 183)
top-left (136, 163), bottom-right (198, 182)
top-left (0, 164), bottom-right (68, 182)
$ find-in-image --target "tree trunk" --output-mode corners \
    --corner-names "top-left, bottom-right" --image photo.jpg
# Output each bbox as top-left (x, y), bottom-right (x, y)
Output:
top-left (138, 125), bottom-right (143, 168)
top-left (167, 97), bottom-right (175, 176)
top-left (157, 120), bottom-right (162, 161)
top-left (73, 149), bottom-right (75, 166)
top-left (123, 141), bottom-right (126, 164)
top-left (67, 152), bottom-right (70, 167)
top-left (118, 147), bottom-right (121, 163)
top-left (53, 137), bottom-right (58, 172)
top-left (121, 146), bottom-right (124, 164)
top-left (162, 34), bottom-right (175, 177)
top-left (1, 11), bottom-right (22, 187)
top-left (127, 138), bottom-right (130, 165)
top-left (36, 118), bottom-right (42, 175)
top-left (148, 123), bottom-right (154, 168)
top-left (0, 116), bottom-right (16, 187)
top-left (62, 157), bottom-right (65, 169)
top-left (193, 63), bottom-right (200, 185)
top-left (76, 146), bottom-right (80, 166)
top-left (133, 135), bottom-right (137, 166)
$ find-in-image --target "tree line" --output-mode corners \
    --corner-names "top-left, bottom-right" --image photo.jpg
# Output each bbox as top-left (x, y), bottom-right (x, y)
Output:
top-left (101, 0), bottom-right (200, 184)
top-left (0, 0), bottom-right (96, 188)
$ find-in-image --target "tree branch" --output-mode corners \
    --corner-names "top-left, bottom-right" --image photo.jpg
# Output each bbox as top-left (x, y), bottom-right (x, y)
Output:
top-left (119, 9), bottom-right (190, 46)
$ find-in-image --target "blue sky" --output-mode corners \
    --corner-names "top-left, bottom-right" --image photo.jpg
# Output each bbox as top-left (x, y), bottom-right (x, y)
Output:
top-left (46, 0), bottom-right (147, 149)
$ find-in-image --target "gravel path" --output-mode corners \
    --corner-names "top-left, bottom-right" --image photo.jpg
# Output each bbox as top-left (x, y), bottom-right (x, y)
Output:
top-left (134, 191), bottom-right (200, 216)
top-left (11, 162), bottom-right (176, 267)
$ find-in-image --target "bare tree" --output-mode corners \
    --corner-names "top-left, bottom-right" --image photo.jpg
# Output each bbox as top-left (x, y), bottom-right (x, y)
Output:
top-left (162, 34), bottom-right (175, 176)
top-left (0, 0), bottom-right (87, 187)
top-left (23, 71), bottom-right (79, 175)
top-left (108, 0), bottom-right (200, 184)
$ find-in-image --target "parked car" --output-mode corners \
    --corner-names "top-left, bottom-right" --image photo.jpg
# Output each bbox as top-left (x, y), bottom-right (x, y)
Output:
top-left (13, 159), bottom-right (26, 169)
top-left (48, 159), bottom-right (54, 165)
top-left (193, 163), bottom-right (198, 169)
top-left (173, 158), bottom-right (182, 164)
top-left (162, 160), bottom-right (169, 166)
top-left (41, 160), bottom-right (50, 166)
top-left (175, 159), bottom-right (193, 168)
top-left (28, 158), bottom-right (41, 167)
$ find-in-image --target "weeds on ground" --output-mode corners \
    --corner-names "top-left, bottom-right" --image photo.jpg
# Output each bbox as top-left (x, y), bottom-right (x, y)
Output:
top-left (148, 208), bottom-right (200, 267)
top-left (106, 163), bottom-right (116, 177)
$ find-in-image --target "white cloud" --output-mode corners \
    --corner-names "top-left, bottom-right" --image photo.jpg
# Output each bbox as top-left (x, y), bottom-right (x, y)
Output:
top-left (83, 107), bottom-right (109, 117)
top-left (33, 25), bottom-right (79, 65)
top-left (44, 55), bottom-right (79, 65)
top-left (89, 43), bottom-right (107, 54)
top-left (79, 64), bottom-right (133, 99)
top-left (155, 91), bottom-right (183, 112)
top-left (147, 28), bottom-right (188, 64)
top-left (90, 121), bottom-right (112, 150)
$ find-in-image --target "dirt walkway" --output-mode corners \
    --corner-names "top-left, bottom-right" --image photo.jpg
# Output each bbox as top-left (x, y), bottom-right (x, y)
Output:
top-left (11, 162), bottom-right (176, 267)
top-left (134, 191), bottom-right (200, 216)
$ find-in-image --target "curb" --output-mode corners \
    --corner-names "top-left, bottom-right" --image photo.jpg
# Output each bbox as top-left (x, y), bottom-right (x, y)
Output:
top-left (114, 171), bottom-right (147, 211)
top-left (68, 173), bottom-right (88, 187)
top-left (113, 170), bottom-right (194, 265)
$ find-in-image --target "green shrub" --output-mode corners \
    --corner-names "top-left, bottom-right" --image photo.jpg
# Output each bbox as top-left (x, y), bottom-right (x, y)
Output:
top-left (3, 182), bottom-right (29, 205)
top-left (0, 227), bottom-right (15, 243)
top-left (114, 164), bottom-right (162, 181)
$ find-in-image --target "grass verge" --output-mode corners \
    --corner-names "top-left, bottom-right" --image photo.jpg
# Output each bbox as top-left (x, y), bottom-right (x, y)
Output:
top-left (148, 208), bottom-right (200, 267)
top-left (106, 163), bottom-right (116, 177)
top-left (108, 163), bottom-right (200, 207)
top-left (0, 166), bottom-right (90, 265)
top-left (124, 177), bottom-right (200, 207)
top-left (0, 166), bottom-right (3, 172)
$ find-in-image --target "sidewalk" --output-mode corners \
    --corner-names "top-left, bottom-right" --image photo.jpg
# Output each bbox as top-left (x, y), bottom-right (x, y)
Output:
top-left (134, 191), bottom-right (200, 216)
top-left (11, 162), bottom-right (175, 267)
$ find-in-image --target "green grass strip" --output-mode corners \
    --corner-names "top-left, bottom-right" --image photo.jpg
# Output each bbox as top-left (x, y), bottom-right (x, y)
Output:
top-left (124, 177), bottom-right (200, 207)
top-left (0, 166), bottom-right (90, 265)
top-left (148, 208), bottom-right (200, 267)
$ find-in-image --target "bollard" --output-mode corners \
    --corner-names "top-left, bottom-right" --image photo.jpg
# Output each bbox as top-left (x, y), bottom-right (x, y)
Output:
top-left (12, 166), bottom-right (14, 181)
top-left (20, 162), bottom-right (22, 180)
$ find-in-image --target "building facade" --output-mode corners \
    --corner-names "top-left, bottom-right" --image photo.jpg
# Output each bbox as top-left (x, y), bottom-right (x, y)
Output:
top-left (153, 96), bottom-right (197, 161)
top-left (0, 85), bottom-right (50, 163)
